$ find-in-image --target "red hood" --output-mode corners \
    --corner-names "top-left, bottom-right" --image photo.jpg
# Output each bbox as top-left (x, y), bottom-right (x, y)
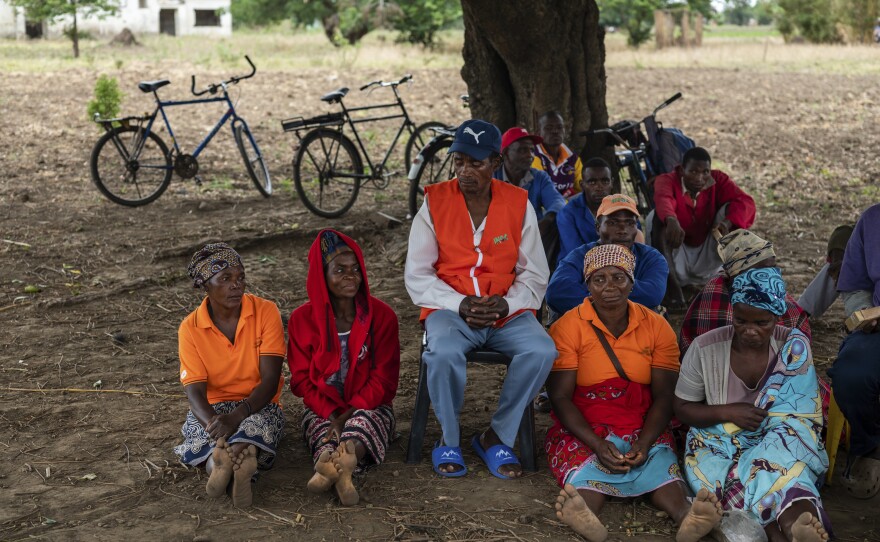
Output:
top-left (305, 229), bottom-right (372, 352)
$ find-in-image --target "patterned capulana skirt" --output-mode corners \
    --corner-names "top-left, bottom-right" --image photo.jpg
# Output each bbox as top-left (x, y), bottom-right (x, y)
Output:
top-left (174, 401), bottom-right (285, 471)
top-left (301, 405), bottom-right (395, 467)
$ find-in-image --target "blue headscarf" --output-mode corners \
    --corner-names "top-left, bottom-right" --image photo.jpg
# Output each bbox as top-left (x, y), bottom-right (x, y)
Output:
top-left (731, 267), bottom-right (788, 316)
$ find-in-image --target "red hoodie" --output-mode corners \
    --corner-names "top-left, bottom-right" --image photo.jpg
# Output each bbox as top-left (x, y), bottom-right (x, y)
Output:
top-left (287, 229), bottom-right (400, 420)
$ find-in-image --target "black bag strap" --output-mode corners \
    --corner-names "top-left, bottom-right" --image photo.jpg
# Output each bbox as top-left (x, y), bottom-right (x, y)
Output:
top-left (588, 321), bottom-right (630, 381)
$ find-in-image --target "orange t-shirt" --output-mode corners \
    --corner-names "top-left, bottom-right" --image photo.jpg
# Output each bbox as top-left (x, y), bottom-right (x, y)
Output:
top-left (178, 294), bottom-right (286, 404)
top-left (549, 299), bottom-right (680, 386)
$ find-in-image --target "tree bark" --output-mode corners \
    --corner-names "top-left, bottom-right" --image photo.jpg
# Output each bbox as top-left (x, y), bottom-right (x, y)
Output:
top-left (460, 0), bottom-right (609, 159)
top-left (72, 8), bottom-right (79, 58)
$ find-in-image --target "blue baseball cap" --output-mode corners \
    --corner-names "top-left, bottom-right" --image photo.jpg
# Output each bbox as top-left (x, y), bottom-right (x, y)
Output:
top-left (449, 119), bottom-right (502, 161)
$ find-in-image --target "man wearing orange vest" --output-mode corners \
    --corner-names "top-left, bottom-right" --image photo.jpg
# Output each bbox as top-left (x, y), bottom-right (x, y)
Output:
top-left (405, 119), bottom-right (558, 480)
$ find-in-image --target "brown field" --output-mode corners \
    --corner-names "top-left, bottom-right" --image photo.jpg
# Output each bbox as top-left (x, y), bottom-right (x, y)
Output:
top-left (1, 29), bottom-right (879, 541)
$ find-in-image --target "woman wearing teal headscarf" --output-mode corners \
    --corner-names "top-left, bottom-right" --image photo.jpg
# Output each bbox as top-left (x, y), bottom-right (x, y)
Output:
top-left (673, 268), bottom-right (831, 542)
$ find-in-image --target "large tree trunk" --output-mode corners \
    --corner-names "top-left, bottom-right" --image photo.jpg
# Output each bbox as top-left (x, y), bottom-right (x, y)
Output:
top-left (461, 0), bottom-right (609, 159)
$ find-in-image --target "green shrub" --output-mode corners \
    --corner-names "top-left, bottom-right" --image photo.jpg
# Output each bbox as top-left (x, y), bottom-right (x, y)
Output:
top-left (87, 74), bottom-right (123, 124)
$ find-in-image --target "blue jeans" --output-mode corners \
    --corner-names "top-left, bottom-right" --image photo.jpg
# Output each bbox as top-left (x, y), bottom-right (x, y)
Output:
top-left (423, 310), bottom-right (557, 448)
top-left (828, 330), bottom-right (880, 457)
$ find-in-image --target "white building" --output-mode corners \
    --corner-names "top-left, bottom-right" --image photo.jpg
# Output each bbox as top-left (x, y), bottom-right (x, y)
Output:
top-left (0, 0), bottom-right (231, 39)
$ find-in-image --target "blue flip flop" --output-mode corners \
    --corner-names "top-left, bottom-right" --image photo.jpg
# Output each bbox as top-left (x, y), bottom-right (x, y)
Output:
top-left (471, 433), bottom-right (521, 480)
top-left (432, 442), bottom-right (467, 478)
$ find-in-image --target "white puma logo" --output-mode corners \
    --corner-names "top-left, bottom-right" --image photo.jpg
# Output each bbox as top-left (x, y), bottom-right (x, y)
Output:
top-left (463, 127), bottom-right (485, 144)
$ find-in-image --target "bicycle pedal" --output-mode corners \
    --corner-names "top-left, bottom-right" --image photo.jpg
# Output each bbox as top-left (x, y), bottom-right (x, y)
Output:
top-left (194, 175), bottom-right (203, 186)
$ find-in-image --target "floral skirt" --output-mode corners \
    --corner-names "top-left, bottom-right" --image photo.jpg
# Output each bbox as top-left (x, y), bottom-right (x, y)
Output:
top-left (173, 401), bottom-right (285, 471)
top-left (301, 405), bottom-right (395, 467)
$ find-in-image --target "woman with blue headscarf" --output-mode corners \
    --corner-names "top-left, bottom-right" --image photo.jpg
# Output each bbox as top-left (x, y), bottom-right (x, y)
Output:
top-left (673, 268), bottom-right (831, 542)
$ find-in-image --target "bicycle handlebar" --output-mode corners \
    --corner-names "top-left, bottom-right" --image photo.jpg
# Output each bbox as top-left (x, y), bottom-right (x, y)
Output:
top-left (578, 92), bottom-right (683, 150)
top-left (359, 74), bottom-right (413, 92)
top-left (652, 92), bottom-right (682, 116)
top-left (191, 55), bottom-right (257, 96)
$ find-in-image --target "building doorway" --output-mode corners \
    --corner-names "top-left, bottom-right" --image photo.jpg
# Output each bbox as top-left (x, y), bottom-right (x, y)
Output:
top-left (25, 20), bottom-right (43, 39)
top-left (159, 9), bottom-right (176, 36)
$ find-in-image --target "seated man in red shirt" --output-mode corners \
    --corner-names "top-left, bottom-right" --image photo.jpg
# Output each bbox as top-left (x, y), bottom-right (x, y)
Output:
top-left (650, 147), bottom-right (756, 308)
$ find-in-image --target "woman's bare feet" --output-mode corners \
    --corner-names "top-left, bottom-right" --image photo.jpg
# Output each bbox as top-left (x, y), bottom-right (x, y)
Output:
top-left (205, 437), bottom-right (234, 498)
top-left (307, 449), bottom-right (341, 494)
top-left (676, 488), bottom-right (723, 542)
top-left (554, 483), bottom-right (608, 542)
top-left (231, 444), bottom-right (258, 508)
top-left (791, 512), bottom-right (828, 542)
top-left (331, 440), bottom-right (359, 506)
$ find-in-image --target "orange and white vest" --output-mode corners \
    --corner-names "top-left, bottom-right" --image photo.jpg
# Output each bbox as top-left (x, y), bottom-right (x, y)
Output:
top-left (421, 178), bottom-right (530, 326)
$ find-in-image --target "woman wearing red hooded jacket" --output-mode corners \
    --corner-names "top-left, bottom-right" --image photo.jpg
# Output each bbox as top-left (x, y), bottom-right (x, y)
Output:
top-left (288, 229), bottom-right (400, 506)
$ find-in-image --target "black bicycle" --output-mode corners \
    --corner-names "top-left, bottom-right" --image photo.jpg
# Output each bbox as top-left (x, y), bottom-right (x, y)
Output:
top-left (580, 92), bottom-right (686, 216)
top-left (90, 56), bottom-right (270, 206)
top-left (282, 74), bottom-right (443, 218)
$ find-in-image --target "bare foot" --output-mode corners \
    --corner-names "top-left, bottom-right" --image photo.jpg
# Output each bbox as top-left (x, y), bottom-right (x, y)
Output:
top-left (676, 488), bottom-right (723, 542)
top-left (205, 437), bottom-right (234, 498)
top-left (791, 512), bottom-right (828, 542)
top-left (307, 449), bottom-right (341, 494)
top-left (554, 483), bottom-right (608, 542)
top-left (231, 444), bottom-right (258, 508)
top-left (331, 440), bottom-right (359, 506)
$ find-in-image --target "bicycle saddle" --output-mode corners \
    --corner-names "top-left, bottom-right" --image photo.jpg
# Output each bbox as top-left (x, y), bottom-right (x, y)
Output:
top-left (138, 80), bottom-right (170, 93)
top-left (320, 87), bottom-right (349, 104)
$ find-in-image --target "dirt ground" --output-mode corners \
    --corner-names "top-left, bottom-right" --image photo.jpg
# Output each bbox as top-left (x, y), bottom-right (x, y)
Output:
top-left (2, 54), bottom-right (880, 542)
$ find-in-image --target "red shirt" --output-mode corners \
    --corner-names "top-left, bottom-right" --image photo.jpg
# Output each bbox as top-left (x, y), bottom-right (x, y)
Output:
top-left (653, 168), bottom-right (756, 247)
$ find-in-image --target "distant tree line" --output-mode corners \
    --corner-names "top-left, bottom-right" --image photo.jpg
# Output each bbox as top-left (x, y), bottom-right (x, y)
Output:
top-left (230, 0), bottom-right (462, 47)
top-left (600, 0), bottom-right (878, 46)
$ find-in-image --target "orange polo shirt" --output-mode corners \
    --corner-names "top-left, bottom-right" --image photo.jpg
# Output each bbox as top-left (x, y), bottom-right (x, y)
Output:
top-left (178, 293), bottom-right (286, 404)
top-left (549, 299), bottom-right (680, 386)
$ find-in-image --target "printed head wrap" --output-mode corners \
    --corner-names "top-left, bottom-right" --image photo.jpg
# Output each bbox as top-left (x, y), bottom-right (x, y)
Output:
top-left (187, 242), bottom-right (242, 288)
top-left (320, 230), bottom-right (353, 266)
top-left (583, 244), bottom-right (636, 283)
top-left (730, 267), bottom-right (788, 316)
top-left (717, 229), bottom-right (776, 277)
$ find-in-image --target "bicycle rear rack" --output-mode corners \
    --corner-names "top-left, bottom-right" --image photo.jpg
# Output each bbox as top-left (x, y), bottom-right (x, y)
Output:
top-left (281, 112), bottom-right (345, 133)
top-left (93, 114), bottom-right (152, 133)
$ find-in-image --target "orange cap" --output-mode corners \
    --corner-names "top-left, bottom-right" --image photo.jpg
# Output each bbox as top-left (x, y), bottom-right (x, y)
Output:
top-left (597, 194), bottom-right (639, 218)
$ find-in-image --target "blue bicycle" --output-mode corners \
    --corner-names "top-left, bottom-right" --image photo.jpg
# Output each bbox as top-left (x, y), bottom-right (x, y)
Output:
top-left (89, 56), bottom-right (270, 206)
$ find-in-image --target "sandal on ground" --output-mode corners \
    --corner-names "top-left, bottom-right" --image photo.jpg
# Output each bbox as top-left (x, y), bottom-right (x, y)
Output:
top-left (471, 433), bottom-right (521, 480)
top-left (533, 391), bottom-right (552, 414)
top-left (842, 455), bottom-right (880, 499)
top-left (431, 442), bottom-right (467, 478)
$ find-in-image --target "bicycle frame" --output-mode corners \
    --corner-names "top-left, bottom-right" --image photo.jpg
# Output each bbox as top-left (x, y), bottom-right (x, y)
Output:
top-left (331, 86), bottom-right (416, 181)
top-left (141, 86), bottom-right (246, 160)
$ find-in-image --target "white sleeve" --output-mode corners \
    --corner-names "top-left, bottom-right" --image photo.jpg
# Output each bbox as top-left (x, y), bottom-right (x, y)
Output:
top-left (504, 204), bottom-right (550, 314)
top-left (403, 199), bottom-right (467, 312)
top-left (675, 341), bottom-right (707, 402)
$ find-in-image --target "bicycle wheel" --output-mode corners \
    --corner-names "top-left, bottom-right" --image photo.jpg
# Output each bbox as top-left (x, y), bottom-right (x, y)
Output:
top-left (234, 122), bottom-right (271, 197)
top-left (90, 126), bottom-right (172, 206)
top-left (293, 129), bottom-right (363, 218)
top-left (408, 138), bottom-right (454, 219)
top-left (404, 121), bottom-right (446, 173)
top-left (618, 161), bottom-right (653, 217)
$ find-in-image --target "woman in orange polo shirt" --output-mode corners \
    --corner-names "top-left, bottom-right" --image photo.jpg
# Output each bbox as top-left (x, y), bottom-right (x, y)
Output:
top-left (545, 244), bottom-right (722, 542)
top-left (174, 243), bottom-right (286, 509)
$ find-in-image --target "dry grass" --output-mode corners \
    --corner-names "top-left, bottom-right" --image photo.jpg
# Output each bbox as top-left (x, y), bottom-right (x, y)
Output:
top-left (605, 33), bottom-right (880, 74)
top-left (2, 24), bottom-right (880, 75)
